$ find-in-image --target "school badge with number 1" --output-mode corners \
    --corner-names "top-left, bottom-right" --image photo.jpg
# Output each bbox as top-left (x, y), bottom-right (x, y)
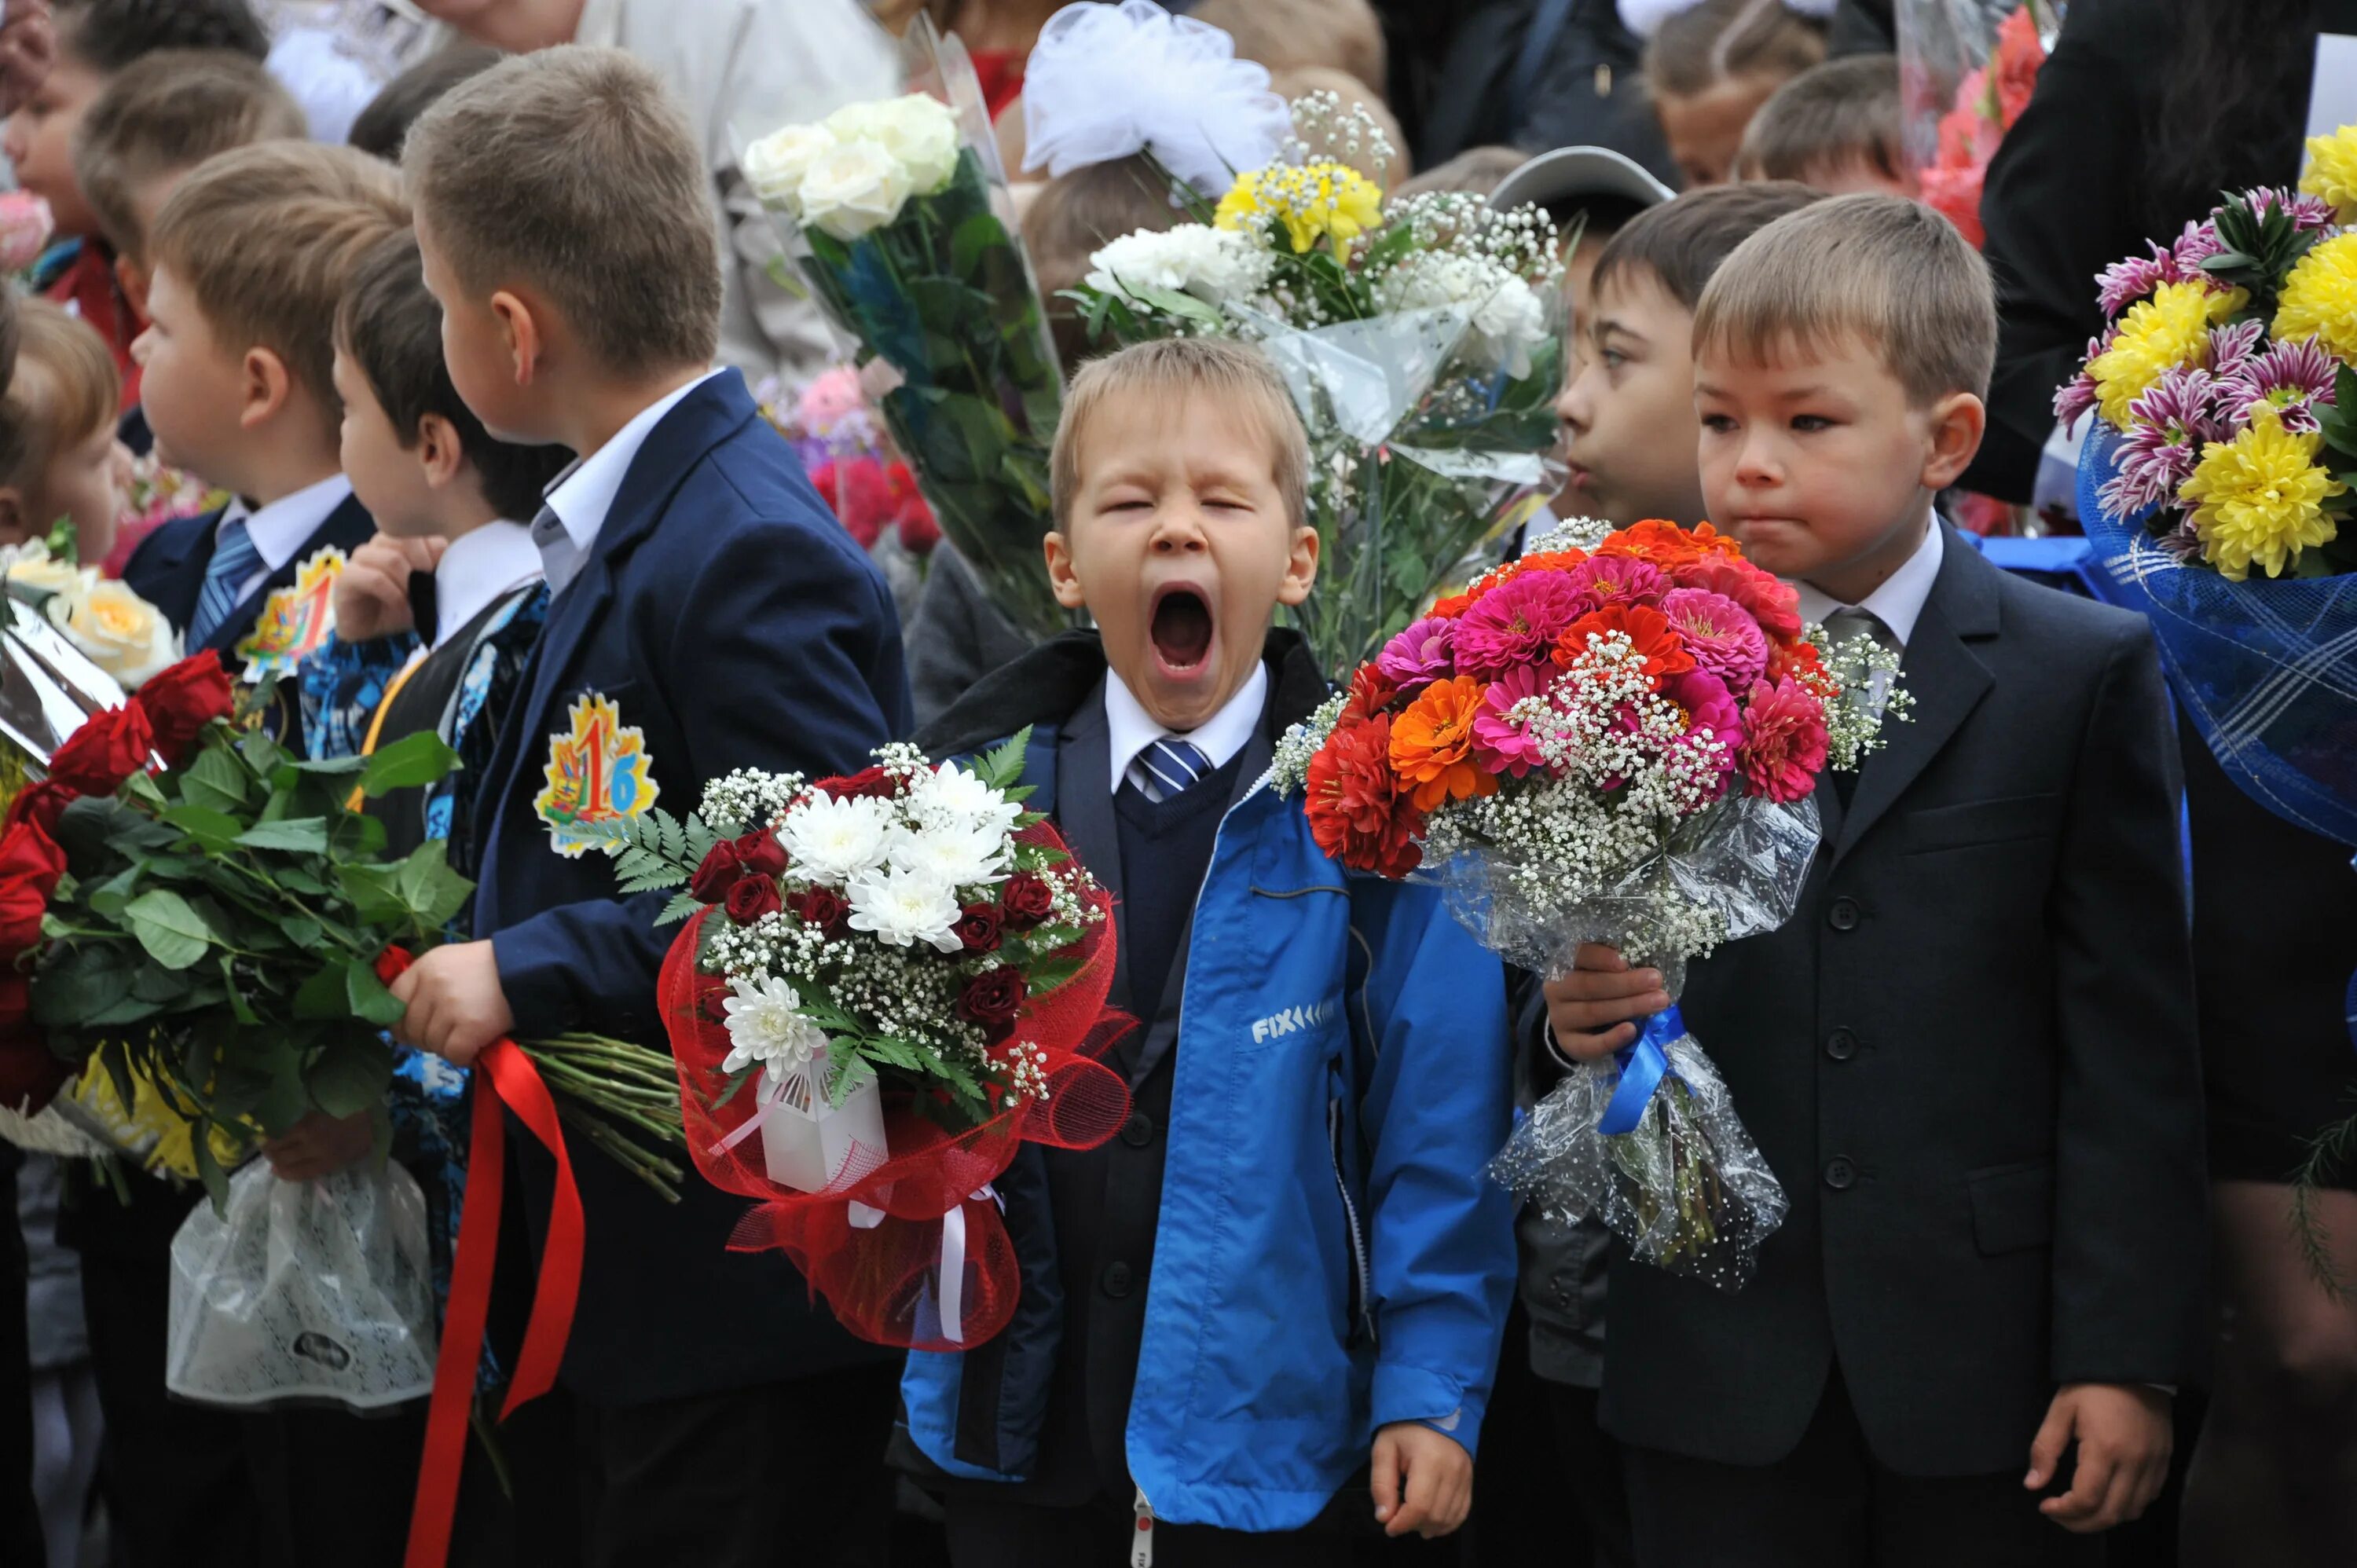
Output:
top-left (535, 692), bottom-right (659, 857)
top-left (233, 546), bottom-right (346, 679)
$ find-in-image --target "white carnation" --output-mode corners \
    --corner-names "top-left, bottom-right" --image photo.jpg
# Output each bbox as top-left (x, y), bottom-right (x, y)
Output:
top-left (907, 762), bottom-right (1024, 839)
top-left (742, 122), bottom-right (837, 211)
top-left (797, 138), bottom-right (915, 242)
top-left (720, 973), bottom-right (830, 1079)
top-left (1085, 224), bottom-right (1271, 309)
top-left (779, 794), bottom-right (895, 885)
top-left (845, 864), bottom-right (966, 954)
top-left (885, 821), bottom-right (1010, 890)
top-left (823, 93), bottom-right (961, 196)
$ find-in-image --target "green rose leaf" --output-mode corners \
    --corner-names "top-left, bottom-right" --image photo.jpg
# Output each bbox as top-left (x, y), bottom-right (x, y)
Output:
top-left (306, 1040), bottom-right (394, 1119)
top-left (345, 961), bottom-right (406, 1028)
top-left (235, 818), bottom-right (332, 855)
top-left (160, 804), bottom-right (244, 854)
top-left (182, 747), bottom-right (250, 815)
top-left (293, 960), bottom-right (355, 1020)
top-left (123, 888), bottom-right (215, 970)
top-left (360, 731), bottom-right (461, 798)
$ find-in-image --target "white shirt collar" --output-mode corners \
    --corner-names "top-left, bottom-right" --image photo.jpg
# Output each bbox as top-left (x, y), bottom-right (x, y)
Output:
top-left (1103, 661), bottom-right (1269, 797)
top-left (1791, 514), bottom-right (1946, 650)
top-left (538, 369), bottom-right (727, 562)
top-left (222, 473), bottom-right (352, 573)
top-left (431, 520), bottom-right (544, 651)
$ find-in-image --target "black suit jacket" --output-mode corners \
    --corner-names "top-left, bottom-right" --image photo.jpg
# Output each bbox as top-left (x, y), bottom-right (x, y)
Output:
top-left (1589, 532), bottom-right (2206, 1476)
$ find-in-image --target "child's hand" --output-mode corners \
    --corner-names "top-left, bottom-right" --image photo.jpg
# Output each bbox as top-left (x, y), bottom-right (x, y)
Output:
top-left (261, 1109), bottom-right (374, 1182)
top-left (1369, 1420), bottom-right (1472, 1539)
top-left (388, 940), bottom-right (512, 1068)
top-left (1540, 943), bottom-right (1671, 1062)
top-left (335, 533), bottom-right (445, 643)
top-left (2025, 1383), bottom-right (2172, 1533)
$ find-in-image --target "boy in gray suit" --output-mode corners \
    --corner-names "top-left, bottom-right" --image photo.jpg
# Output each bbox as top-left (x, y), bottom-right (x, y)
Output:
top-left (1541, 194), bottom-right (2205, 1566)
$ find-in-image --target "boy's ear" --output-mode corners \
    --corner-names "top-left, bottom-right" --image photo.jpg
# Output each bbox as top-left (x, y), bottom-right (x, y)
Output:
top-left (237, 346), bottom-right (295, 431)
top-left (413, 412), bottom-right (467, 489)
top-left (1919, 391), bottom-right (1986, 492)
top-left (489, 288), bottom-right (543, 387)
top-left (1276, 524), bottom-right (1320, 607)
top-left (1043, 529), bottom-right (1088, 610)
top-left (113, 252), bottom-right (150, 320)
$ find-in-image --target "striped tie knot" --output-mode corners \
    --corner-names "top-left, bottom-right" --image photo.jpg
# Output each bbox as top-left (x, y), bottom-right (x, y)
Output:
top-left (189, 517), bottom-right (261, 647)
top-left (1127, 737), bottom-right (1212, 804)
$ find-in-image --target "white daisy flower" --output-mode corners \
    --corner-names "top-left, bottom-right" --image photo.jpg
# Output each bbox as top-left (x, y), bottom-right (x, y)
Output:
top-left (907, 762), bottom-right (1025, 839)
top-left (885, 820), bottom-right (1010, 890)
top-left (845, 863), bottom-right (967, 953)
top-left (779, 793), bottom-right (895, 885)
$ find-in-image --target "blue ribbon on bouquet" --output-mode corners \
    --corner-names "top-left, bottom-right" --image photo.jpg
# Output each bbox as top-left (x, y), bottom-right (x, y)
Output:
top-left (1597, 1006), bottom-right (1686, 1136)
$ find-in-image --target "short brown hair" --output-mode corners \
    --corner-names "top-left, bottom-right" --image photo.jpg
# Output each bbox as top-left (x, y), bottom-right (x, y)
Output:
top-left (403, 46), bottom-right (721, 377)
top-left (336, 233), bottom-right (577, 522)
top-left (1646, 0), bottom-right (1826, 99)
top-left (1734, 54), bottom-right (1904, 185)
top-left (1050, 338), bottom-right (1309, 531)
top-left (1189, 0), bottom-right (1387, 99)
top-left (2, 299), bottom-right (121, 489)
top-left (149, 141), bottom-right (409, 422)
top-left (1590, 181), bottom-right (1823, 312)
top-left (72, 49), bottom-right (306, 263)
top-left (1024, 156), bottom-right (1186, 376)
top-left (1693, 192), bottom-right (1996, 403)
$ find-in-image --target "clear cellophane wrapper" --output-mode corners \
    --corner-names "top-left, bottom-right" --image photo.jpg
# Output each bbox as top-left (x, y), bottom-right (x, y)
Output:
top-left (1428, 793), bottom-right (1820, 1289)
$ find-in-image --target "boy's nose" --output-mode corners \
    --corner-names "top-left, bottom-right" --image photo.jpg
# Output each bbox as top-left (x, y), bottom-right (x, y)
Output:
top-left (1149, 507), bottom-right (1209, 551)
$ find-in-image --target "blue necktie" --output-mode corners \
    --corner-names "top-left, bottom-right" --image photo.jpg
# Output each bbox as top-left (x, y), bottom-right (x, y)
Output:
top-left (1126, 737), bottom-right (1212, 804)
top-left (189, 516), bottom-right (259, 647)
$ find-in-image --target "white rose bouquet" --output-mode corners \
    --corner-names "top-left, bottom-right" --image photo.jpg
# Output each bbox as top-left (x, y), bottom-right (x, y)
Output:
top-left (1069, 90), bottom-right (1572, 679)
top-left (739, 52), bottom-right (1068, 639)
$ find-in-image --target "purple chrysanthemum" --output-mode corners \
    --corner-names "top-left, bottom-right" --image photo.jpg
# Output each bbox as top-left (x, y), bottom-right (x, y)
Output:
top-left (1453, 573), bottom-right (1592, 677)
top-left (2106, 365), bottom-right (2231, 515)
top-left (1658, 587), bottom-right (1770, 692)
top-left (2171, 218), bottom-right (2227, 271)
top-left (2096, 248), bottom-right (2174, 316)
top-left (2055, 331), bottom-right (2112, 425)
top-left (1375, 616), bottom-right (1457, 692)
top-left (2207, 318), bottom-right (2267, 375)
top-left (2238, 187), bottom-right (2337, 233)
top-left (2222, 335), bottom-right (2340, 435)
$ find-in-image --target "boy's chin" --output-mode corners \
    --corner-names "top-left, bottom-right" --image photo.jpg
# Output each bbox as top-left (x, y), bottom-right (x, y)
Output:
top-left (1105, 636), bottom-right (1252, 733)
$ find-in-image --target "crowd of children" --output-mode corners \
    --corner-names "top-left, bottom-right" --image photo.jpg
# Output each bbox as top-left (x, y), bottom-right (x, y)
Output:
top-left (0, 2), bottom-right (2349, 1567)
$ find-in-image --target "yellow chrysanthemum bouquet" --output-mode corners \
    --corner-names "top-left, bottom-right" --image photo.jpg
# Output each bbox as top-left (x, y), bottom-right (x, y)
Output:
top-left (1069, 91), bottom-right (1570, 677)
top-left (2062, 124), bottom-right (2357, 581)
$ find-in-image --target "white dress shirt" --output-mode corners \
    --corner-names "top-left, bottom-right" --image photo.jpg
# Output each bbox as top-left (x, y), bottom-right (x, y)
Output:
top-left (218, 473), bottom-right (354, 604)
top-left (431, 520), bottom-right (544, 652)
top-left (1791, 514), bottom-right (1946, 652)
top-left (1103, 661), bottom-right (1269, 797)
top-left (533, 369), bottom-right (728, 596)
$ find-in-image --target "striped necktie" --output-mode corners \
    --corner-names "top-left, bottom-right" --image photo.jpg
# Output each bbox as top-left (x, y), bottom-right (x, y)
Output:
top-left (189, 515), bottom-right (260, 647)
top-left (1125, 737), bottom-right (1213, 804)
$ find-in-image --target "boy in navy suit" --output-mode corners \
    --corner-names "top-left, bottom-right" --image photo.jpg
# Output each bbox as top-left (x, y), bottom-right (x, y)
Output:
top-left (388, 47), bottom-right (911, 1568)
top-left (123, 141), bottom-right (401, 684)
top-left (65, 137), bottom-right (405, 1568)
top-left (1541, 195), bottom-right (2206, 1565)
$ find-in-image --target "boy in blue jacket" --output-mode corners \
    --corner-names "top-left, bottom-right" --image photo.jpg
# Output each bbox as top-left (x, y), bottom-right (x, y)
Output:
top-left (384, 46), bottom-right (911, 1568)
top-left (899, 337), bottom-right (1516, 1566)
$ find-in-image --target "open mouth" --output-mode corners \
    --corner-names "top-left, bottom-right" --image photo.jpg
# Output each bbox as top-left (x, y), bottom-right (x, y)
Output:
top-left (1149, 584), bottom-right (1215, 676)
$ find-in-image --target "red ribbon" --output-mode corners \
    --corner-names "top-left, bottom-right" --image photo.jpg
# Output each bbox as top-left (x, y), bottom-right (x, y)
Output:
top-left (376, 951), bottom-right (585, 1568)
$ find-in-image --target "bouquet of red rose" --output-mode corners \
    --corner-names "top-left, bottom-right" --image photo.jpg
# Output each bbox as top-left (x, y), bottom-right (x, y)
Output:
top-left (1268, 518), bottom-right (1904, 1286)
top-left (599, 733), bottom-right (1131, 1350)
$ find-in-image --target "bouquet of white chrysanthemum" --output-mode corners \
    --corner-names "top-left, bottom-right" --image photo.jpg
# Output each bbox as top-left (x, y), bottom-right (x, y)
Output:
top-left (600, 735), bottom-right (1132, 1350)
top-left (1069, 89), bottom-right (1570, 679)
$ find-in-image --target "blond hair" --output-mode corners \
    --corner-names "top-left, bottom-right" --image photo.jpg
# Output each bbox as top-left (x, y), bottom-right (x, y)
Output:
top-left (148, 141), bottom-right (409, 423)
top-left (1, 299), bottom-right (119, 489)
top-left (71, 49), bottom-right (306, 263)
top-left (1189, 0), bottom-right (1387, 99)
top-left (1692, 192), bottom-right (1995, 403)
top-left (403, 46), bottom-right (720, 376)
top-left (1050, 338), bottom-right (1309, 530)
top-left (1646, 0), bottom-right (1825, 99)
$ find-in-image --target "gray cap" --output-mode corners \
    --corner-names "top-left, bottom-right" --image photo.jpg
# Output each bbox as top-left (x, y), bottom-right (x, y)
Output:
top-left (1490, 145), bottom-right (1677, 217)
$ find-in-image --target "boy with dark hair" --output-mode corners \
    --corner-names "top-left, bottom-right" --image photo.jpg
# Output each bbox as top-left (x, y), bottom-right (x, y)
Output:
top-left (1542, 192), bottom-right (2205, 1566)
top-left (390, 46), bottom-right (911, 1567)
top-left (901, 333), bottom-right (1514, 1568)
top-left (1734, 52), bottom-right (1912, 195)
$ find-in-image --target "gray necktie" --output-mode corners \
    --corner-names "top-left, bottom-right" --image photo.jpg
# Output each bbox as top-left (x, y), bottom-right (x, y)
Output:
top-left (1823, 606), bottom-right (1900, 716)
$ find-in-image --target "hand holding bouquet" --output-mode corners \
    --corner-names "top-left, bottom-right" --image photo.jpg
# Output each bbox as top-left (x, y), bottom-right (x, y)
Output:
top-left (602, 735), bottom-right (1131, 1349)
top-left (1270, 518), bottom-right (1903, 1286)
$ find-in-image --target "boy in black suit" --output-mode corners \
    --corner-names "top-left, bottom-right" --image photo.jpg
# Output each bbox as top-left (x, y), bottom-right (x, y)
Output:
top-left (1540, 193), bottom-right (2206, 1566)
top-left (387, 47), bottom-right (911, 1568)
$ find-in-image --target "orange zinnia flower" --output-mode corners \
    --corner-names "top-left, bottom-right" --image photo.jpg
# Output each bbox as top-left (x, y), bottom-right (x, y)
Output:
top-left (1597, 518), bottom-right (1746, 569)
top-left (1388, 675), bottom-right (1501, 811)
top-left (1553, 603), bottom-right (1695, 686)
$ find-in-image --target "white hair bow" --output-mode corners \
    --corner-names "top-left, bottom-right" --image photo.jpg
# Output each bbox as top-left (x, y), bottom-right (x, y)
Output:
top-left (1021, 0), bottom-right (1292, 196)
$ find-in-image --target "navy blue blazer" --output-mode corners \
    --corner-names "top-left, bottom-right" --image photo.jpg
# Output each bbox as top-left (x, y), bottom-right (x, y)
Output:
top-left (469, 371), bottom-right (911, 1403)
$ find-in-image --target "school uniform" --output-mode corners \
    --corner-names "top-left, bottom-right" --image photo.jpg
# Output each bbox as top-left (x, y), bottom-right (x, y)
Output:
top-left (63, 474), bottom-right (377, 1568)
top-left (465, 370), bottom-right (911, 1566)
top-left (1570, 522), bottom-right (2206, 1566)
top-left (898, 630), bottom-right (1516, 1566)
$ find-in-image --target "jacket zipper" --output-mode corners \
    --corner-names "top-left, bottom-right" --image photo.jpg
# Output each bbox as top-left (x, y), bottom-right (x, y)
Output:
top-left (1131, 1487), bottom-right (1154, 1566)
top-left (1327, 1096), bottom-right (1373, 1344)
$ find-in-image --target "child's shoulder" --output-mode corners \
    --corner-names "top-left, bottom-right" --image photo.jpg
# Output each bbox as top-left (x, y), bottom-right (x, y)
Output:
top-left (1984, 559), bottom-right (2151, 665)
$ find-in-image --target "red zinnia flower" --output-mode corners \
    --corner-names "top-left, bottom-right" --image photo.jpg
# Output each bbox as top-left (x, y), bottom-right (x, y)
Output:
top-left (1306, 714), bottom-right (1424, 877)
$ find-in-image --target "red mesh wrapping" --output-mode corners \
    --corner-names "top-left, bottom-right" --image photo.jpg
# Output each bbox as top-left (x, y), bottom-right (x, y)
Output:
top-left (657, 821), bottom-right (1131, 1351)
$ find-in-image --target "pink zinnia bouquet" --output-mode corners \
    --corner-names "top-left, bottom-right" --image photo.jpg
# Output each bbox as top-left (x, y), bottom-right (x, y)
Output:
top-left (1270, 518), bottom-right (1904, 1286)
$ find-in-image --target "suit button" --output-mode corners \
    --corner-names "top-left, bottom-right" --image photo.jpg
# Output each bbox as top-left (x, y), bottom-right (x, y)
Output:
top-left (1102, 1262), bottom-right (1134, 1298)
top-left (1120, 1112), bottom-right (1153, 1148)
top-left (1825, 1028), bottom-right (1858, 1062)
top-left (1827, 897), bottom-right (1861, 931)
top-left (1823, 1157), bottom-right (1857, 1191)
